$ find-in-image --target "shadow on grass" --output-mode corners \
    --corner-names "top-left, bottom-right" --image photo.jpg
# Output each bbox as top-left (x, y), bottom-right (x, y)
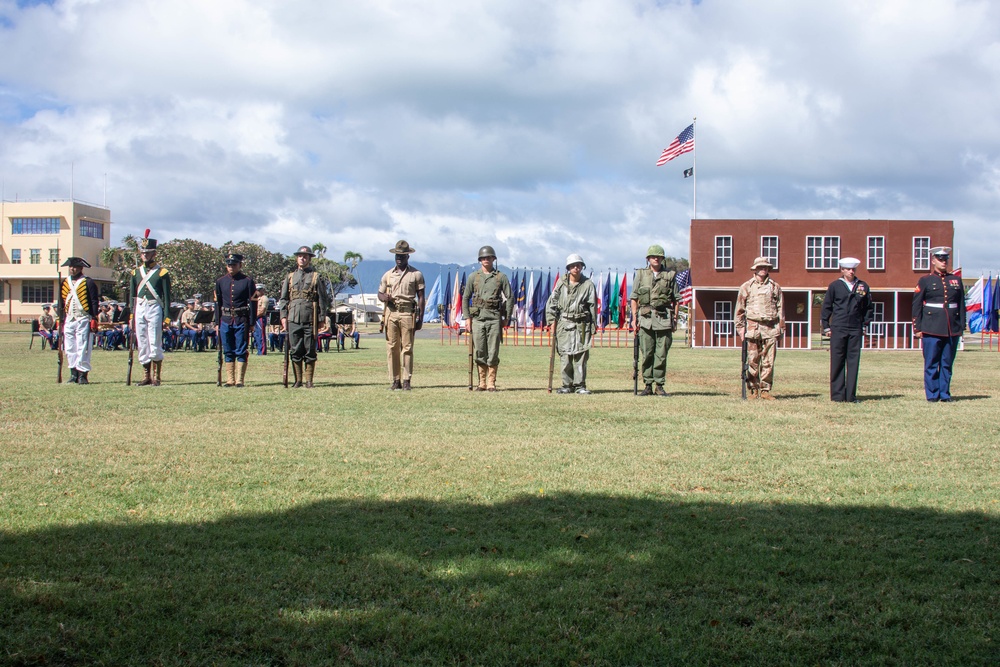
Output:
top-left (1, 496), bottom-right (997, 666)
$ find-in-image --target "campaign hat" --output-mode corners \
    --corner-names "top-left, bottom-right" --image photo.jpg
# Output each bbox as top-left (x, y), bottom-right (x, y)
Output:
top-left (390, 240), bottom-right (416, 255)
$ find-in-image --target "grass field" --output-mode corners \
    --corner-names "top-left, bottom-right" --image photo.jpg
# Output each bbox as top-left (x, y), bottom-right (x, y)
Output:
top-left (1, 326), bottom-right (998, 666)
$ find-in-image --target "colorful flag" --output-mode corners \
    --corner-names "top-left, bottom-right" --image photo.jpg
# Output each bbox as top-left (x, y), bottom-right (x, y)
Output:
top-left (422, 274), bottom-right (442, 322)
top-left (595, 271), bottom-right (605, 327)
top-left (984, 275), bottom-right (994, 333)
top-left (656, 123), bottom-right (694, 166)
top-left (523, 271), bottom-right (535, 328)
top-left (991, 274), bottom-right (1000, 332)
top-left (441, 271), bottom-right (452, 326)
top-left (618, 272), bottom-right (628, 328)
top-left (676, 269), bottom-right (693, 306)
top-left (531, 272), bottom-right (546, 326)
top-left (601, 272), bottom-right (611, 328)
top-left (966, 276), bottom-right (984, 333)
top-left (515, 271), bottom-right (527, 327)
top-left (451, 271), bottom-right (465, 328)
top-left (609, 272), bottom-right (621, 326)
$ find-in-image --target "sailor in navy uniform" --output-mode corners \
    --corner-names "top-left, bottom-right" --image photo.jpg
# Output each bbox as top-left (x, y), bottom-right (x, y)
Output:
top-left (214, 253), bottom-right (256, 387)
top-left (912, 246), bottom-right (966, 402)
top-left (821, 257), bottom-right (874, 402)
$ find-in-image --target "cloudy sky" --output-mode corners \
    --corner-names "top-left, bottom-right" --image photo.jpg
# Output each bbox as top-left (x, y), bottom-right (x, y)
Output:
top-left (2, 0), bottom-right (999, 272)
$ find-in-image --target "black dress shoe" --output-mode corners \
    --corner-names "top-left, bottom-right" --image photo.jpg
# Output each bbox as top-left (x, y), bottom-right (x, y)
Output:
top-left (77, 372), bottom-right (89, 385)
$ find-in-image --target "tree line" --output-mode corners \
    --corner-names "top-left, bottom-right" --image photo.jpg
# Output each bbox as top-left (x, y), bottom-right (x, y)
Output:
top-left (99, 237), bottom-right (360, 303)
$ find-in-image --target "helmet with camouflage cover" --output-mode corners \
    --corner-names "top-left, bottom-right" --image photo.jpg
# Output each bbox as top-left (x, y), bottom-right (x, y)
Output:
top-left (646, 244), bottom-right (665, 259)
top-left (565, 253), bottom-right (586, 269)
top-left (478, 245), bottom-right (497, 260)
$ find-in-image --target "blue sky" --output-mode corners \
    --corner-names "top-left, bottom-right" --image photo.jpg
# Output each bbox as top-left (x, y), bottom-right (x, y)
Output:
top-left (2, 0), bottom-right (1000, 274)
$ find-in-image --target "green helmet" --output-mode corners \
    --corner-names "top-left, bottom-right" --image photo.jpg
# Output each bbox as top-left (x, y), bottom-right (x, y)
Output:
top-left (646, 244), bottom-right (665, 259)
top-left (478, 245), bottom-right (497, 260)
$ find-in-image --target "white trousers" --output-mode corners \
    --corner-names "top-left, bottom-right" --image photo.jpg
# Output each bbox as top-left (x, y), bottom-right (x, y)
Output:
top-left (135, 300), bottom-right (164, 365)
top-left (63, 317), bottom-right (92, 372)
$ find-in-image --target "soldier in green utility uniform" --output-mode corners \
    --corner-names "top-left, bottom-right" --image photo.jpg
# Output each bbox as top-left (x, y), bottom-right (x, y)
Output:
top-left (463, 245), bottom-right (513, 391)
top-left (629, 244), bottom-right (680, 396)
top-left (279, 245), bottom-right (333, 388)
top-left (546, 254), bottom-right (598, 394)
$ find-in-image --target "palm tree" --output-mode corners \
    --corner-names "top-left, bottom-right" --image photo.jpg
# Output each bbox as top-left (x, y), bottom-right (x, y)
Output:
top-left (343, 251), bottom-right (365, 326)
top-left (311, 242), bottom-right (327, 259)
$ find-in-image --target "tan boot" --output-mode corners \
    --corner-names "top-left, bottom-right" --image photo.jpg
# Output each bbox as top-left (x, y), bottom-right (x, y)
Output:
top-left (292, 361), bottom-right (303, 388)
top-left (137, 362), bottom-right (153, 386)
top-left (759, 390), bottom-right (775, 400)
top-left (304, 361), bottom-right (315, 388)
top-left (224, 361), bottom-right (236, 387)
top-left (151, 360), bottom-right (162, 386)
top-left (235, 361), bottom-right (247, 387)
top-left (476, 365), bottom-right (487, 391)
top-left (487, 366), bottom-right (498, 392)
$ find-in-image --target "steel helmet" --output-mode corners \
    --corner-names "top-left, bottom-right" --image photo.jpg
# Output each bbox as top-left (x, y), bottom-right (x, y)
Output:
top-left (646, 244), bottom-right (665, 259)
top-left (565, 253), bottom-right (586, 269)
top-left (478, 245), bottom-right (497, 260)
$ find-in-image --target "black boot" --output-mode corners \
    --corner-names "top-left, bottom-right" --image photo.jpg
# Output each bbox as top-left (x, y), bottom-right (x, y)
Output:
top-left (78, 371), bottom-right (90, 385)
top-left (68, 368), bottom-right (79, 383)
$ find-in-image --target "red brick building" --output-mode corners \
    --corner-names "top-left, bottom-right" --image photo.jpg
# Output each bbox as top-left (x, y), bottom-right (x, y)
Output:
top-left (688, 219), bottom-right (955, 349)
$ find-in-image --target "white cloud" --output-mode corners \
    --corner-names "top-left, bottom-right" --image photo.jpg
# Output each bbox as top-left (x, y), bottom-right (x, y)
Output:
top-left (2, 0), bottom-right (1000, 271)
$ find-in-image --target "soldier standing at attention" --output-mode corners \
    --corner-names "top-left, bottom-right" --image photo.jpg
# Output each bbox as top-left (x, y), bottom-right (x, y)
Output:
top-left (629, 245), bottom-right (680, 397)
top-left (912, 246), bottom-right (966, 402)
top-left (821, 257), bottom-right (874, 403)
top-left (546, 254), bottom-right (598, 394)
top-left (378, 240), bottom-right (425, 391)
top-left (129, 232), bottom-right (172, 386)
top-left (463, 245), bottom-right (513, 391)
top-left (279, 246), bottom-right (332, 388)
top-left (214, 253), bottom-right (256, 387)
top-left (58, 257), bottom-right (100, 384)
top-left (735, 257), bottom-right (784, 400)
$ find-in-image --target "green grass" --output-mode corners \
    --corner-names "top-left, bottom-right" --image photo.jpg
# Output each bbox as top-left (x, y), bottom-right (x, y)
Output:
top-left (1, 327), bottom-right (998, 665)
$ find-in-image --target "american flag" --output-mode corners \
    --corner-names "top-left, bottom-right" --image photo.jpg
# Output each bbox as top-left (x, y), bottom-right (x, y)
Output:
top-left (656, 124), bottom-right (695, 166)
top-left (676, 268), bottom-right (693, 306)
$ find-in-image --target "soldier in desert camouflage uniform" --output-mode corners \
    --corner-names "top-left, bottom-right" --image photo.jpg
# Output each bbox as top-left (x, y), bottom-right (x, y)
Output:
top-left (735, 257), bottom-right (784, 400)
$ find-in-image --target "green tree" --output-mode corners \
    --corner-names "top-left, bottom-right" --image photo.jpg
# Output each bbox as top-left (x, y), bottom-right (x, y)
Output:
top-left (220, 241), bottom-right (293, 295)
top-left (156, 239), bottom-right (222, 302)
top-left (663, 256), bottom-right (690, 273)
top-left (311, 243), bottom-right (327, 259)
top-left (100, 234), bottom-right (142, 300)
top-left (312, 256), bottom-right (356, 300)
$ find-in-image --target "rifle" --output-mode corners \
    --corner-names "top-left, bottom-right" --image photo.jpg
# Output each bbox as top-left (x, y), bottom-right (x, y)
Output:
top-left (467, 322), bottom-right (475, 390)
top-left (547, 314), bottom-right (558, 393)
top-left (632, 327), bottom-right (640, 395)
top-left (216, 322), bottom-right (223, 386)
top-left (741, 336), bottom-right (749, 401)
top-left (126, 297), bottom-right (137, 385)
top-left (57, 321), bottom-right (64, 384)
top-left (282, 325), bottom-right (290, 388)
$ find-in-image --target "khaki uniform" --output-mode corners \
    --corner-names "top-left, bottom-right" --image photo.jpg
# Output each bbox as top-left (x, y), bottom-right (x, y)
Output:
top-left (379, 266), bottom-right (425, 382)
top-left (463, 269), bottom-right (512, 388)
top-left (735, 276), bottom-right (784, 392)
top-left (630, 268), bottom-right (679, 388)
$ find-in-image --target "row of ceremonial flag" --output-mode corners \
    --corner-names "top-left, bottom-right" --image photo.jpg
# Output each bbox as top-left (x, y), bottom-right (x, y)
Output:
top-left (965, 274), bottom-right (1000, 333)
top-left (423, 269), bottom-right (693, 328)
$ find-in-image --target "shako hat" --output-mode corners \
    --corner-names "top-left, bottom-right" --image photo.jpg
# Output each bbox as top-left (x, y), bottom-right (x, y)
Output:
top-left (139, 228), bottom-right (157, 251)
top-left (390, 240), bottom-right (416, 255)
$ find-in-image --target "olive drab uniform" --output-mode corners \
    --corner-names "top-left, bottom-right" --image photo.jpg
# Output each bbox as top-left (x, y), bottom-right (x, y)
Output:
top-left (735, 273), bottom-right (783, 395)
top-left (279, 266), bottom-right (332, 387)
top-left (463, 269), bottom-right (512, 391)
top-left (546, 273), bottom-right (598, 392)
top-left (630, 268), bottom-right (679, 391)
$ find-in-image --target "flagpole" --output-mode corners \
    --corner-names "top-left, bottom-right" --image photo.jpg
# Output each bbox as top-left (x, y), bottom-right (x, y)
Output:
top-left (692, 116), bottom-right (697, 220)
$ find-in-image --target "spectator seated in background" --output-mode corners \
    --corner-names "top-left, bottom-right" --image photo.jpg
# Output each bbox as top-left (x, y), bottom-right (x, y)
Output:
top-left (180, 300), bottom-right (199, 350)
top-left (317, 315), bottom-right (334, 352)
top-left (37, 305), bottom-right (59, 349)
top-left (201, 303), bottom-right (218, 350)
top-left (268, 324), bottom-right (286, 352)
top-left (338, 316), bottom-right (361, 350)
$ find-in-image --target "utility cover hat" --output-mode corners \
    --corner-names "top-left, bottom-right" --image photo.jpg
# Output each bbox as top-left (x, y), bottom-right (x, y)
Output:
top-left (294, 246), bottom-right (316, 257)
top-left (390, 240), bottom-right (416, 255)
top-left (646, 244), bottom-right (665, 259)
top-left (751, 257), bottom-right (773, 270)
top-left (565, 253), bottom-right (586, 269)
top-left (839, 257), bottom-right (861, 269)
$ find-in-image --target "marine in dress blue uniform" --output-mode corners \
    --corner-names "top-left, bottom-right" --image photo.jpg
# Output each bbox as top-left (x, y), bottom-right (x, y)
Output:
top-left (214, 253), bottom-right (256, 387)
top-left (912, 246), bottom-right (966, 402)
top-left (821, 257), bottom-right (874, 402)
